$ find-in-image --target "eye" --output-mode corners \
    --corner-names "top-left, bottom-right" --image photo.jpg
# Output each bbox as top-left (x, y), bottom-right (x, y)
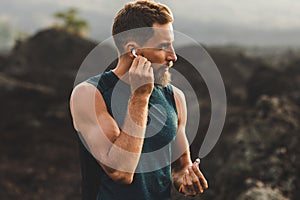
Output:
top-left (158, 43), bottom-right (171, 51)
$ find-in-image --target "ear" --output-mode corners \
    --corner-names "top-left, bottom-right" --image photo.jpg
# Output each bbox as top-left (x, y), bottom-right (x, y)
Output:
top-left (124, 42), bottom-right (139, 57)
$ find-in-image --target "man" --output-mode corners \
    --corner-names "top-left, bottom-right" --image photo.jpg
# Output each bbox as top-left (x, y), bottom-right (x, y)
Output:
top-left (70, 1), bottom-right (208, 199)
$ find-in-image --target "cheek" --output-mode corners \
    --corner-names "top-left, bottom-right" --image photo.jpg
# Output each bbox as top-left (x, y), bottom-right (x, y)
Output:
top-left (148, 52), bottom-right (165, 64)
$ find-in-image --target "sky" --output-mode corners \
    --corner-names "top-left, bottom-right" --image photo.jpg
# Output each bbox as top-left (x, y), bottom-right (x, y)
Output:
top-left (0, 0), bottom-right (300, 49)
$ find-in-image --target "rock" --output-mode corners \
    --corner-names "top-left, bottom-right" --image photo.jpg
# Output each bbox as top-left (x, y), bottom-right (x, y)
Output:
top-left (254, 95), bottom-right (299, 130)
top-left (237, 185), bottom-right (289, 200)
top-left (211, 94), bottom-right (300, 200)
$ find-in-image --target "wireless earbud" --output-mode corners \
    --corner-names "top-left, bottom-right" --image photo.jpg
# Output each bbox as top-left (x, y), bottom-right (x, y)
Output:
top-left (131, 49), bottom-right (138, 58)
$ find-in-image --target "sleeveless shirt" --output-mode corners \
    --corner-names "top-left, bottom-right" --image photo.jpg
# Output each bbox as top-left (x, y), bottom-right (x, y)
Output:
top-left (79, 70), bottom-right (178, 200)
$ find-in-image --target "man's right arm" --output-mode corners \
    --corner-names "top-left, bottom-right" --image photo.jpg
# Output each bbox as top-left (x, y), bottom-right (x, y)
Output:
top-left (70, 56), bottom-right (153, 184)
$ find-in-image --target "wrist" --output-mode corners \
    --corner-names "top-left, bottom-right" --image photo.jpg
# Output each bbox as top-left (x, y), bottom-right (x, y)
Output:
top-left (131, 84), bottom-right (153, 98)
top-left (130, 92), bottom-right (151, 103)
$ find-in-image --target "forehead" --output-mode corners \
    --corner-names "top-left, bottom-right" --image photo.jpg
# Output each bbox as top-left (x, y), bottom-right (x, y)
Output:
top-left (143, 23), bottom-right (174, 48)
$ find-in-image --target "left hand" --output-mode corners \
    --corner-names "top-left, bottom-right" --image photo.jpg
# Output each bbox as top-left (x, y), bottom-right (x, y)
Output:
top-left (180, 161), bottom-right (208, 196)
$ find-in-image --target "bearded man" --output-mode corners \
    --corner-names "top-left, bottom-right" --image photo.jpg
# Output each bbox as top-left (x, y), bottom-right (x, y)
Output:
top-left (70, 1), bottom-right (208, 199)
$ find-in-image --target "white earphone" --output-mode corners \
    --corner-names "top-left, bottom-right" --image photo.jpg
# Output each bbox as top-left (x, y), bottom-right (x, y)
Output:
top-left (131, 49), bottom-right (138, 58)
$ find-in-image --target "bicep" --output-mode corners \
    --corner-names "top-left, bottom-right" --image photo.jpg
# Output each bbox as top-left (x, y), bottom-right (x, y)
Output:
top-left (70, 82), bottom-right (120, 162)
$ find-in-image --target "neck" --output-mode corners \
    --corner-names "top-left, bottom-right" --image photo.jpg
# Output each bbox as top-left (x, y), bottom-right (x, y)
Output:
top-left (112, 54), bottom-right (133, 83)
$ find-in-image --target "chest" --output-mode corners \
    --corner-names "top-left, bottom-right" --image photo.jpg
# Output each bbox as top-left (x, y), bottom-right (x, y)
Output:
top-left (105, 85), bottom-right (178, 150)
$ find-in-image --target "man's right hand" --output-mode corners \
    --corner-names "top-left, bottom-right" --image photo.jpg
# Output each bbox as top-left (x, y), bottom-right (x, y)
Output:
top-left (129, 56), bottom-right (154, 97)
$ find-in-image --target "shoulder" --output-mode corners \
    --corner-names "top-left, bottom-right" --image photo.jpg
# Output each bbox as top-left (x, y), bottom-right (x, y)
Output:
top-left (170, 85), bottom-right (187, 123)
top-left (71, 82), bottom-right (98, 103)
top-left (170, 85), bottom-right (186, 102)
top-left (70, 81), bottom-right (106, 114)
top-left (70, 82), bottom-right (107, 130)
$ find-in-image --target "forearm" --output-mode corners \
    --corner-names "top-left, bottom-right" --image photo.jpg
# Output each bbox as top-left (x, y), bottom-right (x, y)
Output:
top-left (106, 93), bottom-right (149, 173)
top-left (97, 56), bottom-right (153, 183)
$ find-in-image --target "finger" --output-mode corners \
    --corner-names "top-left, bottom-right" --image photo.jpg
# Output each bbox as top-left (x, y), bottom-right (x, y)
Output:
top-left (137, 57), bottom-right (148, 68)
top-left (148, 64), bottom-right (153, 73)
top-left (182, 175), bottom-right (189, 194)
top-left (135, 58), bottom-right (149, 77)
top-left (193, 164), bottom-right (208, 189)
top-left (130, 56), bottom-right (141, 71)
top-left (182, 174), bottom-right (192, 195)
top-left (145, 62), bottom-right (154, 80)
top-left (188, 166), bottom-right (203, 193)
top-left (185, 170), bottom-right (195, 192)
top-left (143, 61), bottom-right (151, 70)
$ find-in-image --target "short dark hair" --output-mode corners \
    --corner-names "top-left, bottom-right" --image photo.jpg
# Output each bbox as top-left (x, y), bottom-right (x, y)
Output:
top-left (112, 0), bottom-right (173, 52)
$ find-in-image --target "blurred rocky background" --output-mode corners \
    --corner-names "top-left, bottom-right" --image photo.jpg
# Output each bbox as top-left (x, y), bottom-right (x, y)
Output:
top-left (1, 20), bottom-right (299, 200)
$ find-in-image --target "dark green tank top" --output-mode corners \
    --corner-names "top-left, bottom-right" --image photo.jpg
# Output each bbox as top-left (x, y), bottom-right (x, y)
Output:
top-left (80, 70), bottom-right (178, 200)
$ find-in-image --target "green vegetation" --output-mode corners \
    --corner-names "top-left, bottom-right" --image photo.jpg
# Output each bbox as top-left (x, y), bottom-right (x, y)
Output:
top-left (54, 7), bottom-right (89, 36)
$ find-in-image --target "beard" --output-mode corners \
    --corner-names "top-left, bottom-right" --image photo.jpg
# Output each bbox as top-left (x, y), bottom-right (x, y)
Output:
top-left (153, 65), bottom-right (172, 87)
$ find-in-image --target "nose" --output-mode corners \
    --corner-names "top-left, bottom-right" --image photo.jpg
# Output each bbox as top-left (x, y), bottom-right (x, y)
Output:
top-left (167, 46), bottom-right (177, 62)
